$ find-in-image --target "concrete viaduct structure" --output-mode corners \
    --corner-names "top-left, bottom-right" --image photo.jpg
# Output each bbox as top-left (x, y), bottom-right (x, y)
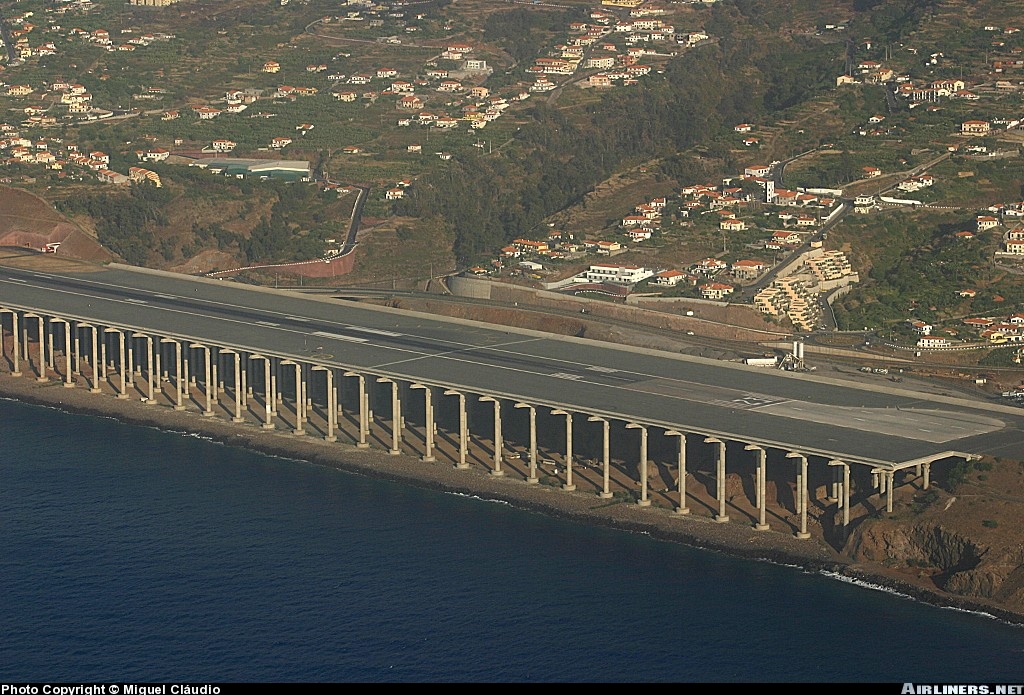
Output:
top-left (2, 262), bottom-right (1022, 541)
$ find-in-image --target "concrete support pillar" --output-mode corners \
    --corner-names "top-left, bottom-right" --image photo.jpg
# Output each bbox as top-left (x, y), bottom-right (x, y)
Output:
top-left (100, 329), bottom-right (107, 379)
top-left (829, 459), bottom-right (850, 532)
top-left (226, 351), bottom-right (243, 422)
top-left (923, 462), bottom-right (931, 491)
top-left (283, 361), bottom-right (304, 434)
top-left (516, 402), bottom-right (538, 484)
top-left (36, 315), bottom-right (46, 381)
top-left (378, 377), bottom-right (401, 453)
top-left (49, 318), bottom-right (74, 388)
top-left (140, 335), bottom-right (155, 404)
top-left (46, 316), bottom-right (55, 371)
top-left (114, 330), bottom-right (128, 398)
top-left (552, 409), bottom-right (575, 491)
top-left (412, 384), bottom-right (434, 461)
top-left (627, 423), bottom-right (649, 506)
top-left (886, 470), bottom-right (895, 514)
top-left (86, 324), bottom-right (100, 393)
top-left (480, 396), bottom-right (504, 476)
top-left (706, 437), bottom-right (729, 523)
top-left (240, 359), bottom-right (248, 410)
top-left (787, 452), bottom-right (811, 539)
top-left (746, 444), bottom-right (769, 531)
top-left (125, 335), bottom-right (134, 388)
top-left (73, 322), bottom-right (81, 377)
top-left (314, 366), bottom-right (336, 441)
top-left (255, 355), bottom-right (274, 429)
top-left (589, 416), bottom-right (612, 499)
top-left (444, 389), bottom-right (468, 468)
top-left (154, 342), bottom-right (162, 404)
top-left (11, 311), bottom-right (21, 377)
top-left (346, 372), bottom-right (369, 447)
top-left (191, 344), bottom-right (214, 416)
top-left (164, 339), bottom-right (184, 409)
top-left (666, 430), bottom-right (689, 515)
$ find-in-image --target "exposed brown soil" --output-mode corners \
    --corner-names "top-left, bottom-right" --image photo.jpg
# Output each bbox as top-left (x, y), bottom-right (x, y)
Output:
top-left (0, 186), bottom-right (113, 263)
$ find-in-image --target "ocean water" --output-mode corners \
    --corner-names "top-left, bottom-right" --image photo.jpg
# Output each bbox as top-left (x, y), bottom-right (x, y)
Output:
top-left (1, 398), bottom-right (1023, 683)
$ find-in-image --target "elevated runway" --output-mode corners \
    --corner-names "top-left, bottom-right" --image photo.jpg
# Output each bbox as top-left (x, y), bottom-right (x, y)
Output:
top-left (2, 260), bottom-right (1023, 467)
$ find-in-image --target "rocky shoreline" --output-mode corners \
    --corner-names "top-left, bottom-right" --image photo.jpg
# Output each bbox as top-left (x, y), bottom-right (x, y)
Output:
top-left (3, 371), bottom-right (1024, 627)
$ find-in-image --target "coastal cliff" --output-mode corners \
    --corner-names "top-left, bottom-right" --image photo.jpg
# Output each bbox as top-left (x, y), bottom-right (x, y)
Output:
top-left (845, 460), bottom-right (1024, 615)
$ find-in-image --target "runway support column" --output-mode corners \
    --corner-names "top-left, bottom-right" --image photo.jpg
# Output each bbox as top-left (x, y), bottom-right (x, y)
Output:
top-left (52, 318), bottom-right (74, 388)
top-left (829, 459), bottom-right (850, 532)
top-left (746, 444), bottom-right (769, 531)
top-left (378, 377), bottom-right (401, 454)
top-left (516, 403), bottom-right (538, 484)
top-left (10, 311), bottom-right (21, 377)
top-left (255, 355), bottom-right (274, 429)
top-left (283, 360), bottom-right (304, 434)
top-left (346, 372), bottom-right (369, 447)
top-left (73, 321), bottom-right (81, 377)
top-left (164, 340), bottom-right (184, 410)
top-left (444, 389), bottom-right (468, 469)
top-left (125, 335), bottom-right (134, 389)
top-left (480, 396), bottom-right (504, 476)
top-left (86, 324), bottom-right (100, 393)
top-left (192, 344), bottom-right (214, 416)
top-left (224, 350), bottom-right (244, 423)
top-left (31, 314), bottom-right (46, 382)
top-left (552, 409), bottom-right (575, 491)
top-left (314, 366), bottom-right (336, 441)
top-left (666, 430), bottom-right (689, 515)
top-left (139, 335), bottom-right (155, 404)
top-left (627, 423), bottom-right (650, 506)
top-left (46, 316), bottom-right (55, 371)
top-left (589, 416), bottom-right (612, 499)
top-left (115, 330), bottom-right (128, 398)
top-left (706, 437), bottom-right (729, 523)
top-left (411, 384), bottom-right (434, 461)
top-left (787, 452), bottom-right (811, 539)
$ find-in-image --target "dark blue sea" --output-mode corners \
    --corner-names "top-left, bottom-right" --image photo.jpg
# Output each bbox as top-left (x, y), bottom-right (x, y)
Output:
top-left (2, 398), bottom-right (1023, 682)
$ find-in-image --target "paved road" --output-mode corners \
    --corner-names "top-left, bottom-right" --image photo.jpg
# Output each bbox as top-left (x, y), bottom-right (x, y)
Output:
top-left (3, 261), bottom-right (1024, 467)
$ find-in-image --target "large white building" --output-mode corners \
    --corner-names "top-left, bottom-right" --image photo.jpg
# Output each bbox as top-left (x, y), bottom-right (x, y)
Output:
top-left (582, 264), bottom-right (653, 285)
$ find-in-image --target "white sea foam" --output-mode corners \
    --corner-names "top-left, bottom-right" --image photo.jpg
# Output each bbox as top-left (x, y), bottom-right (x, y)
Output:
top-left (446, 491), bottom-right (510, 505)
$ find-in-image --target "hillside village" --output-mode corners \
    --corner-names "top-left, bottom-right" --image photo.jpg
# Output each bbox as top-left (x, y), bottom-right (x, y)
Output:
top-left (0, 0), bottom-right (1023, 359)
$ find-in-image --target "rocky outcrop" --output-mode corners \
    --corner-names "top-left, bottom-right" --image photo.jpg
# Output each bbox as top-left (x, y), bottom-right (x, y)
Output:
top-left (847, 521), bottom-right (1024, 610)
